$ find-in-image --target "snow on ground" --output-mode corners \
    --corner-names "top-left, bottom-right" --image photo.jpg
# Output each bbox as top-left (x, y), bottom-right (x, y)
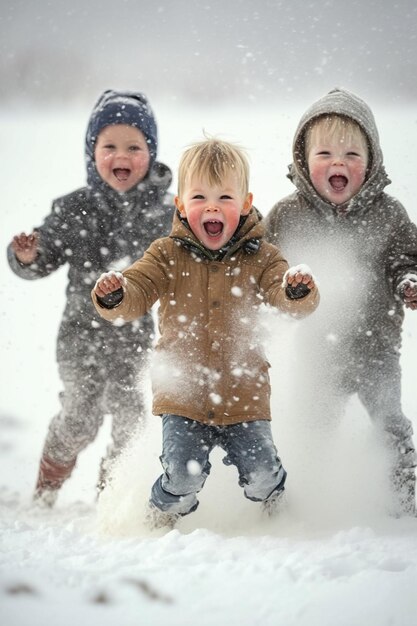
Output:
top-left (1, 101), bottom-right (417, 626)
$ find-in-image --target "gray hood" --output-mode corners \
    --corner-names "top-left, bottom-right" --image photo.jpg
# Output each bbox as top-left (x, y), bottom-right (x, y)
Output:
top-left (288, 88), bottom-right (391, 216)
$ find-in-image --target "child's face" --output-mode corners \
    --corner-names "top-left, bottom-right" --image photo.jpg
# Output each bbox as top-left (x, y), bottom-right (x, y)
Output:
top-left (94, 124), bottom-right (151, 192)
top-left (307, 131), bottom-right (368, 205)
top-left (175, 174), bottom-right (253, 250)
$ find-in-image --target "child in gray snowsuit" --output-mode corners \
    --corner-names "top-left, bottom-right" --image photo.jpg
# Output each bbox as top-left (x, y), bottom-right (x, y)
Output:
top-left (264, 88), bottom-right (417, 516)
top-left (7, 89), bottom-right (175, 506)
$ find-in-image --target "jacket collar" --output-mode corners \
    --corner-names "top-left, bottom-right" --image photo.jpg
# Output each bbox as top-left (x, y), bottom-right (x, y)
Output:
top-left (288, 162), bottom-right (391, 220)
top-left (170, 207), bottom-right (265, 260)
top-left (88, 161), bottom-right (173, 210)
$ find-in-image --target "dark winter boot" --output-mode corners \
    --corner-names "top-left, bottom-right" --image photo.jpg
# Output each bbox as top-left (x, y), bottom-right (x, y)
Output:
top-left (34, 455), bottom-right (76, 507)
top-left (391, 467), bottom-right (416, 517)
top-left (390, 434), bottom-right (417, 516)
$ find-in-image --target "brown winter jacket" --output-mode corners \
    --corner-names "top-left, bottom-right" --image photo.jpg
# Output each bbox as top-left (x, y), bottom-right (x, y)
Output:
top-left (92, 208), bottom-right (319, 426)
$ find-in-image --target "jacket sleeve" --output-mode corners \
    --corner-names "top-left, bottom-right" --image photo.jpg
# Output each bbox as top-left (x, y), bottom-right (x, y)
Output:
top-left (385, 199), bottom-right (417, 294)
top-left (7, 242), bottom-right (42, 281)
top-left (260, 245), bottom-right (320, 318)
top-left (7, 198), bottom-right (72, 280)
top-left (91, 239), bottom-right (169, 322)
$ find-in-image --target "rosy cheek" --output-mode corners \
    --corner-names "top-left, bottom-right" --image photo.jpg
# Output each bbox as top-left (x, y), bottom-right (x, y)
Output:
top-left (98, 153), bottom-right (112, 163)
top-left (135, 155), bottom-right (150, 169)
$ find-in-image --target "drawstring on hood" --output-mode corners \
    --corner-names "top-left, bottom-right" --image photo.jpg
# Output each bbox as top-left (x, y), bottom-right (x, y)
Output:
top-left (288, 88), bottom-right (391, 217)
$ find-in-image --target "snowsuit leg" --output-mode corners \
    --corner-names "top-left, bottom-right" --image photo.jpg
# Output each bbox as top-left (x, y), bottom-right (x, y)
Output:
top-left (37, 346), bottom-right (149, 495)
top-left (288, 338), bottom-right (350, 431)
top-left (357, 353), bottom-right (416, 515)
top-left (97, 368), bottom-right (148, 491)
top-left (35, 363), bottom-right (106, 502)
top-left (42, 362), bottom-right (107, 466)
top-left (150, 414), bottom-right (286, 515)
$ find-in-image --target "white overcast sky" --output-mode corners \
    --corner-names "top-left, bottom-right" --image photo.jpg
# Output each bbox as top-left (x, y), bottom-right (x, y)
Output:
top-left (1, 0), bottom-right (416, 104)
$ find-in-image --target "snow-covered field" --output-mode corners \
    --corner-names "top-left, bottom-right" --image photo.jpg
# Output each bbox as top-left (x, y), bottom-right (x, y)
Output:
top-left (1, 100), bottom-right (417, 625)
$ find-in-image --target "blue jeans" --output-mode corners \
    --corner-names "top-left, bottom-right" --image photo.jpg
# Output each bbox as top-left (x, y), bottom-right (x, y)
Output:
top-left (150, 414), bottom-right (287, 515)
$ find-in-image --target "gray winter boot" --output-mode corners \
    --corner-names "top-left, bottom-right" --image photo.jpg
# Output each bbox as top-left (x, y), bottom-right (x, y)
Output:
top-left (34, 455), bottom-right (76, 507)
top-left (145, 502), bottom-right (180, 530)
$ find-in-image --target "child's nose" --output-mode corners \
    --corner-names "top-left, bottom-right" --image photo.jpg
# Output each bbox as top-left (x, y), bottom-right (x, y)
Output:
top-left (332, 154), bottom-right (345, 165)
top-left (115, 148), bottom-right (130, 158)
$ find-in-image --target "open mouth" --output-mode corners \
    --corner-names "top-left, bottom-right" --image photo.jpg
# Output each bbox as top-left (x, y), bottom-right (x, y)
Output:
top-left (329, 175), bottom-right (348, 191)
top-left (113, 168), bottom-right (131, 182)
top-left (203, 220), bottom-right (224, 237)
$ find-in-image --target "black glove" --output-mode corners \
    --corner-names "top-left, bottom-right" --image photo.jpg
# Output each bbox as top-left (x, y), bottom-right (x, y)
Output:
top-left (96, 287), bottom-right (124, 309)
top-left (285, 282), bottom-right (311, 299)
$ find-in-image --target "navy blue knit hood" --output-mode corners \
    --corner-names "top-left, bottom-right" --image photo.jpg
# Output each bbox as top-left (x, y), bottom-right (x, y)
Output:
top-left (85, 89), bottom-right (158, 191)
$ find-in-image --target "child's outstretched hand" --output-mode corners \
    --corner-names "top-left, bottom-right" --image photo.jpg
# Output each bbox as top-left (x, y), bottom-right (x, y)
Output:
top-left (284, 263), bottom-right (316, 298)
top-left (399, 275), bottom-right (417, 310)
top-left (94, 271), bottom-right (127, 298)
top-left (12, 231), bottom-right (39, 264)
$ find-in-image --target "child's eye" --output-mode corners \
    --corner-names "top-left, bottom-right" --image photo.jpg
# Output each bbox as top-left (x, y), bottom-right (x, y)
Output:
top-left (129, 145), bottom-right (141, 152)
top-left (220, 195), bottom-right (232, 200)
top-left (103, 143), bottom-right (116, 150)
top-left (317, 150), bottom-right (331, 156)
top-left (192, 194), bottom-right (205, 200)
top-left (347, 151), bottom-right (361, 157)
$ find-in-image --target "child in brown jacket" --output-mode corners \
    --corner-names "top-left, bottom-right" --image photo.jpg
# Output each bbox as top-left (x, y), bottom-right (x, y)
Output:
top-left (92, 138), bottom-right (319, 529)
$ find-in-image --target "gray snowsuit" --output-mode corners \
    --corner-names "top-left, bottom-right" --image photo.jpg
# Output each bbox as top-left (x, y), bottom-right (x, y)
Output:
top-left (7, 90), bottom-right (175, 491)
top-left (264, 88), bottom-right (417, 514)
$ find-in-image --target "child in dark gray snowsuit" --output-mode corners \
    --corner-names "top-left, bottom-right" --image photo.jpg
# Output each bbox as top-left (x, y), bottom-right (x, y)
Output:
top-left (7, 90), bottom-right (175, 505)
top-left (264, 88), bottom-right (417, 516)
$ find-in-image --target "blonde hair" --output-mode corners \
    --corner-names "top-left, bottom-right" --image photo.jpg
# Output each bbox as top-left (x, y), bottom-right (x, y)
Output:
top-left (305, 115), bottom-right (369, 157)
top-left (177, 138), bottom-right (250, 198)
